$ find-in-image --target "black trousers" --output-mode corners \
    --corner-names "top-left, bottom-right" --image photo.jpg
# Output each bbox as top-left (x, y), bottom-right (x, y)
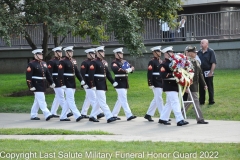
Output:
top-left (162, 31), bottom-right (169, 42)
top-left (180, 28), bottom-right (185, 41)
top-left (183, 92), bottom-right (188, 101)
top-left (199, 76), bottom-right (214, 104)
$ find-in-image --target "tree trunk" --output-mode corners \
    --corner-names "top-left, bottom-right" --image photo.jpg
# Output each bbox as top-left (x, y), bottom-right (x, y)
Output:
top-left (42, 23), bottom-right (49, 61)
top-left (24, 31), bottom-right (37, 50)
top-left (54, 36), bottom-right (58, 47)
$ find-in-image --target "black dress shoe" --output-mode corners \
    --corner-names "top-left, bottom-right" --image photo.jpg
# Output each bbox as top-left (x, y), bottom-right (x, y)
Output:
top-left (89, 117), bottom-right (99, 122)
top-left (168, 119), bottom-right (171, 121)
top-left (76, 116), bottom-right (83, 122)
top-left (52, 114), bottom-right (60, 118)
top-left (107, 117), bottom-right (116, 123)
top-left (209, 102), bottom-right (215, 105)
top-left (197, 120), bottom-right (209, 124)
top-left (82, 115), bottom-right (89, 118)
top-left (144, 114), bottom-right (154, 122)
top-left (46, 115), bottom-right (53, 121)
top-left (67, 113), bottom-right (73, 117)
top-left (31, 117), bottom-right (40, 120)
top-left (177, 120), bottom-right (189, 126)
top-left (200, 102), bottom-right (205, 105)
top-left (127, 115), bottom-right (137, 121)
top-left (158, 119), bottom-right (171, 125)
top-left (113, 117), bottom-right (121, 120)
top-left (60, 118), bottom-right (71, 121)
top-left (97, 113), bottom-right (105, 119)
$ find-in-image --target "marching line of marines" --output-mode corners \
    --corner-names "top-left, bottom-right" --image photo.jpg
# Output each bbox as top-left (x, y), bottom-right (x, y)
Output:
top-left (26, 45), bottom-right (208, 126)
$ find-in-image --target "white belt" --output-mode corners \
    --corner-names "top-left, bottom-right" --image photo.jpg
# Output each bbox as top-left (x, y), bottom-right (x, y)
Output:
top-left (32, 76), bottom-right (46, 79)
top-left (52, 73), bottom-right (58, 76)
top-left (152, 72), bottom-right (160, 75)
top-left (94, 74), bottom-right (105, 77)
top-left (115, 74), bottom-right (128, 77)
top-left (165, 78), bottom-right (175, 80)
top-left (85, 74), bottom-right (89, 76)
top-left (64, 73), bottom-right (75, 76)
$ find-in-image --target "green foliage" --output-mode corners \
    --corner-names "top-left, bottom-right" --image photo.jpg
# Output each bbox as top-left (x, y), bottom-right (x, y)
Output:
top-left (107, 6), bottom-right (145, 55)
top-left (0, 0), bottom-right (182, 56)
top-left (73, 21), bottom-right (109, 44)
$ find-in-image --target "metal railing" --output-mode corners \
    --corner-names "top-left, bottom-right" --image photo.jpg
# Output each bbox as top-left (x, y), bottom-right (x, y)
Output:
top-left (144, 10), bottom-right (240, 42)
top-left (1, 10), bottom-right (240, 48)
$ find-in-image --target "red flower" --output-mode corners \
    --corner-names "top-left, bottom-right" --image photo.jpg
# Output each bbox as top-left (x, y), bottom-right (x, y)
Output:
top-left (179, 79), bottom-right (186, 86)
top-left (179, 54), bottom-right (184, 58)
top-left (174, 72), bottom-right (182, 79)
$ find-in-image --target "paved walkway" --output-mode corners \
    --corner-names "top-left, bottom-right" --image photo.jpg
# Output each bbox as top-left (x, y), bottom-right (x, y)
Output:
top-left (0, 113), bottom-right (239, 143)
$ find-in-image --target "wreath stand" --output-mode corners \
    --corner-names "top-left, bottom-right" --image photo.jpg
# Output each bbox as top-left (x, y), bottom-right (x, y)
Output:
top-left (179, 86), bottom-right (199, 119)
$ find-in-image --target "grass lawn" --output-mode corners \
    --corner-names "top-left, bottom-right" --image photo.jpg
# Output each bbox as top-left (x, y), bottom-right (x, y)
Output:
top-left (0, 69), bottom-right (239, 120)
top-left (0, 140), bottom-right (239, 160)
top-left (0, 128), bottom-right (112, 135)
top-left (0, 70), bottom-right (239, 159)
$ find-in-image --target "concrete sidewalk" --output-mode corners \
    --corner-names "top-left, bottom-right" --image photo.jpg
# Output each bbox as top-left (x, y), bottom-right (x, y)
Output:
top-left (0, 113), bottom-right (239, 143)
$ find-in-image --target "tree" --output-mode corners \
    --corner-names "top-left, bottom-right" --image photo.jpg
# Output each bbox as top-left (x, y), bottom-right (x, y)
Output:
top-left (0, 0), bottom-right (182, 58)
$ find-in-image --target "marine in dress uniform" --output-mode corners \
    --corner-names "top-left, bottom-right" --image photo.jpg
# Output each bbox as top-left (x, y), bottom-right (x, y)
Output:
top-left (79, 48), bottom-right (104, 119)
top-left (58, 46), bottom-right (86, 122)
top-left (183, 46), bottom-right (208, 124)
top-left (144, 46), bottom-right (164, 122)
top-left (47, 46), bottom-right (72, 118)
top-left (111, 47), bottom-right (137, 121)
top-left (158, 46), bottom-right (189, 126)
top-left (88, 46), bottom-right (118, 123)
top-left (26, 49), bottom-right (55, 121)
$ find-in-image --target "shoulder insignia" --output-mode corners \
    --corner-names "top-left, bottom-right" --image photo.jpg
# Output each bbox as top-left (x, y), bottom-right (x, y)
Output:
top-left (81, 65), bottom-right (85, 69)
top-left (27, 67), bottom-right (31, 72)
top-left (58, 64), bottom-right (63, 69)
top-left (160, 67), bottom-right (165, 72)
top-left (90, 65), bottom-right (94, 70)
top-left (48, 65), bottom-right (52, 69)
top-left (113, 63), bottom-right (117, 67)
top-left (148, 65), bottom-right (153, 70)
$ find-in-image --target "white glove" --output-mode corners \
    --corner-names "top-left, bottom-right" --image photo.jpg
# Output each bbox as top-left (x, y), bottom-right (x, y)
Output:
top-left (61, 85), bottom-right (66, 89)
top-left (83, 85), bottom-right (89, 89)
top-left (91, 87), bottom-right (96, 90)
top-left (30, 87), bottom-right (36, 91)
top-left (80, 80), bottom-right (85, 85)
top-left (149, 86), bottom-right (154, 89)
top-left (113, 82), bottom-right (118, 87)
top-left (125, 68), bottom-right (132, 73)
top-left (50, 83), bottom-right (55, 88)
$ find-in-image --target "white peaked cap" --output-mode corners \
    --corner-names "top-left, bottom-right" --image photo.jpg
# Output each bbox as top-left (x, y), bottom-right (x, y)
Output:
top-left (52, 46), bottom-right (62, 52)
top-left (32, 49), bottom-right (43, 54)
top-left (63, 46), bottom-right (74, 51)
top-left (161, 46), bottom-right (173, 53)
top-left (150, 46), bottom-right (161, 52)
top-left (113, 47), bottom-right (123, 53)
top-left (95, 46), bottom-right (105, 52)
top-left (85, 48), bottom-right (96, 54)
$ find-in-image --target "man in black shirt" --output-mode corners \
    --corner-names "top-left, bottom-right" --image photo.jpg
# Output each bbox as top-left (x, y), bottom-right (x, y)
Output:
top-left (197, 39), bottom-right (217, 105)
